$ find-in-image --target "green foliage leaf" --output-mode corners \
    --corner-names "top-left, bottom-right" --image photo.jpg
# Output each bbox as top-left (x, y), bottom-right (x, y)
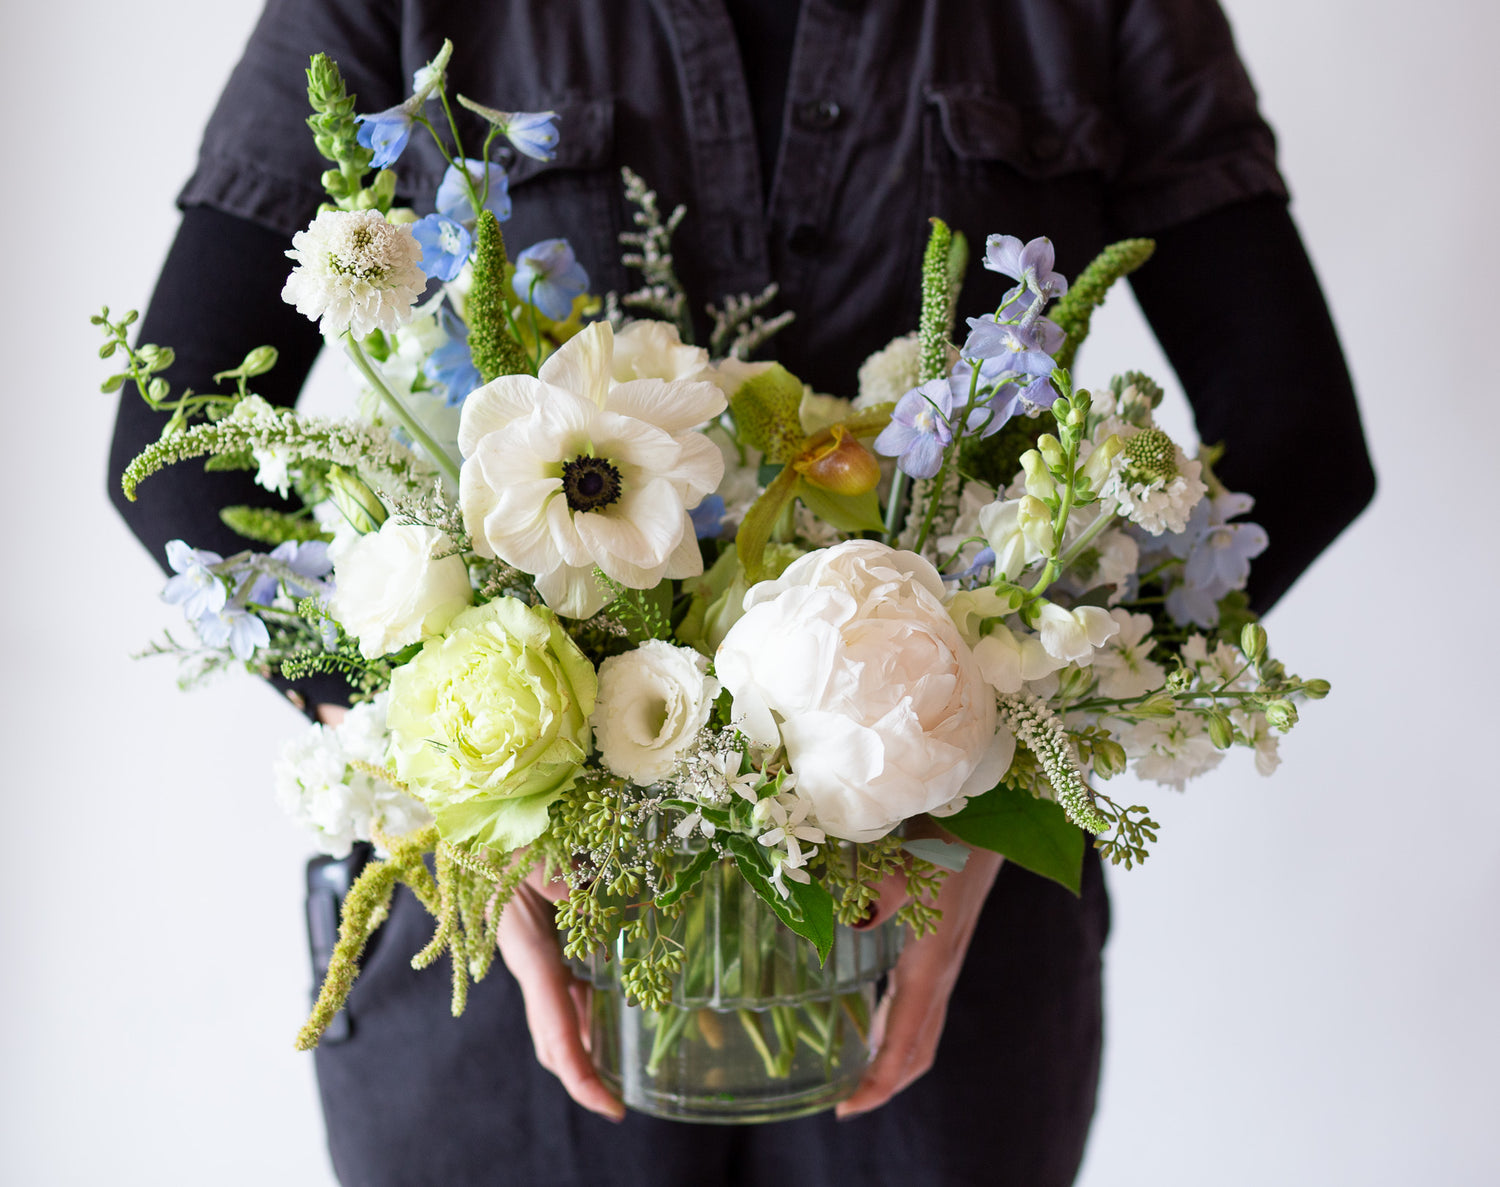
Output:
top-left (941, 782), bottom-right (1084, 896)
top-left (796, 479), bottom-right (885, 533)
top-left (655, 847), bottom-right (717, 909)
top-left (724, 834), bottom-right (835, 963)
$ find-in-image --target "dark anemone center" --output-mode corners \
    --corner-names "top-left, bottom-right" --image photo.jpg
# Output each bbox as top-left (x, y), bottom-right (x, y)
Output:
top-left (561, 455), bottom-right (623, 512)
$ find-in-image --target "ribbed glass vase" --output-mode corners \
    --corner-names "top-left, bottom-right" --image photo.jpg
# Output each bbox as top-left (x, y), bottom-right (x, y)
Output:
top-left (576, 853), bottom-right (901, 1124)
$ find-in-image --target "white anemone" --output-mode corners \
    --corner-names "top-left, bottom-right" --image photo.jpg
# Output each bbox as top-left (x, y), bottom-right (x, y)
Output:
top-left (458, 321), bottom-right (726, 618)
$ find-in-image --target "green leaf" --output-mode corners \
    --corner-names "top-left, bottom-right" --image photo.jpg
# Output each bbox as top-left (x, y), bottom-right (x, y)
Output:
top-left (724, 834), bottom-right (836, 963)
top-left (940, 782), bottom-right (1085, 896)
top-left (656, 847), bottom-right (717, 909)
top-left (796, 478), bottom-right (885, 533)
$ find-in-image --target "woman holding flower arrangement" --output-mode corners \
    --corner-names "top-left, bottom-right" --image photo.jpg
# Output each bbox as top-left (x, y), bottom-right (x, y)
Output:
top-left (107, 0), bottom-right (1373, 1184)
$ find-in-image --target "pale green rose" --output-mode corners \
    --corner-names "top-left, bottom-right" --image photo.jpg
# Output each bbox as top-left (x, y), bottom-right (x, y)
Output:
top-left (385, 597), bottom-right (597, 852)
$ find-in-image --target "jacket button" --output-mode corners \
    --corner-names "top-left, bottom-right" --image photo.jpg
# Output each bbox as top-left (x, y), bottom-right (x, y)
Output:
top-left (794, 100), bottom-right (843, 130)
top-left (788, 224), bottom-right (823, 255)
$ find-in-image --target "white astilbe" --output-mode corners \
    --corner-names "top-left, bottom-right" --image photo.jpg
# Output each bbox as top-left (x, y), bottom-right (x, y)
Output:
top-left (999, 693), bottom-right (1108, 833)
top-left (282, 209), bottom-right (427, 339)
top-left (272, 694), bottom-right (432, 857)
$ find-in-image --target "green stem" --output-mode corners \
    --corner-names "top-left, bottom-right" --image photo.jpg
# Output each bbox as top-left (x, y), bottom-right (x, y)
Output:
top-left (737, 1008), bottom-right (780, 1078)
top-left (645, 1004), bottom-right (692, 1077)
top-left (883, 468), bottom-right (909, 545)
top-left (1056, 506), bottom-right (1118, 571)
top-left (344, 334), bottom-right (460, 484)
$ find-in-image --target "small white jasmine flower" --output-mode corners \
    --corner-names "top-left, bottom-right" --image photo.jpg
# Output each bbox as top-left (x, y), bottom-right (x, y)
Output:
top-left (282, 209), bottom-right (427, 339)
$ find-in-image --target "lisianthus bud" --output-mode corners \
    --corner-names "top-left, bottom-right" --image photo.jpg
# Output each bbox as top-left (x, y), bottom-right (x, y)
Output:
top-left (1093, 738), bottom-right (1128, 778)
top-left (327, 465), bottom-right (388, 534)
top-left (792, 425), bottom-right (881, 495)
top-left (1240, 623), bottom-right (1268, 664)
top-left (1206, 709), bottom-right (1234, 750)
top-left (1019, 449), bottom-right (1057, 499)
top-left (1302, 678), bottom-right (1332, 699)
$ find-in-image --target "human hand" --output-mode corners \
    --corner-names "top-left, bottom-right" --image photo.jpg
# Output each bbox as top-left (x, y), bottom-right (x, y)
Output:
top-left (314, 703), bottom-right (347, 726)
top-left (496, 864), bottom-right (626, 1122)
top-left (834, 845), bottom-right (1004, 1119)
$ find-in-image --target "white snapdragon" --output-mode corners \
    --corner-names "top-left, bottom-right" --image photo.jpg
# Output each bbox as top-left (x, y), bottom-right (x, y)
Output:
top-left (592, 640), bottom-right (720, 783)
top-left (978, 497), bottom-right (1052, 580)
top-left (281, 209), bottom-right (427, 339)
top-left (330, 521), bottom-right (473, 659)
top-left (1034, 601), bottom-right (1119, 664)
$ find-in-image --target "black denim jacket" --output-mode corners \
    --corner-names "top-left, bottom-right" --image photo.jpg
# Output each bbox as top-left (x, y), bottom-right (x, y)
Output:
top-left (180, 0), bottom-right (1285, 394)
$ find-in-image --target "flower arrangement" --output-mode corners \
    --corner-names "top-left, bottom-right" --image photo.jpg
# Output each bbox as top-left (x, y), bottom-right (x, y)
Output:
top-left (100, 41), bottom-right (1327, 1118)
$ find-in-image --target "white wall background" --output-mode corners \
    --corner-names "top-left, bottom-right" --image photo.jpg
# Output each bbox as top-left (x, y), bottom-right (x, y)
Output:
top-left (3, 1), bottom-right (1495, 1183)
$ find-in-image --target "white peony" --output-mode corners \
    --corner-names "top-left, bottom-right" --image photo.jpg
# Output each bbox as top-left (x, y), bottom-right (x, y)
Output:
top-left (281, 209), bottom-right (427, 339)
top-left (592, 640), bottom-right (720, 783)
top-left (610, 320), bottom-right (711, 382)
top-left (330, 520), bottom-right (473, 659)
top-left (458, 321), bottom-right (726, 618)
top-left (715, 541), bottom-right (1014, 842)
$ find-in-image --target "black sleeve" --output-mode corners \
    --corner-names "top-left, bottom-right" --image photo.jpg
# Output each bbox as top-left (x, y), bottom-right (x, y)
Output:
top-left (107, 205), bottom-right (351, 716)
top-left (1129, 193), bottom-right (1376, 614)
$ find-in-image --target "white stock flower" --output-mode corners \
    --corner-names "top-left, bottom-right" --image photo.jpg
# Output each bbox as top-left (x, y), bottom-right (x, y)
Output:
top-left (1233, 709), bottom-right (1282, 776)
top-left (272, 694), bottom-right (432, 857)
top-left (330, 520), bottom-right (473, 659)
top-left (853, 332), bottom-right (921, 410)
top-left (458, 321), bottom-right (726, 618)
top-left (1091, 609), bottom-right (1166, 699)
top-left (281, 209), bottom-right (426, 338)
top-left (1120, 713), bottom-right (1223, 790)
top-left (610, 320), bottom-right (711, 382)
top-left (1034, 601), bottom-right (1119, 664)
top-left (715, 541), bottom-right (1014, 842)
top-left (592, 640), bottom-right (720, 783)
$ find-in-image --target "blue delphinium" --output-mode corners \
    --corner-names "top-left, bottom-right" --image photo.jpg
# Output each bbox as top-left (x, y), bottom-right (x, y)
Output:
top-left (690, 494), bottom-right (727, 539)
top-left (963, 312), bottom-right (1064, 379)
top-left (1146, 492), bottom-right (1269, 628)
top-left (161, 540), bottom-right (227, 620)
top-left (195, 607), bottom-right (271, 661)
top-left (498, 110), bottom-right (560, 161)
top-left (410, 213), bottom-right (474, 281)
top-left (983, 234), bottom-right (1069, 303)
top-left (355, 106), bottom-right (416, 169)
top-left (424, 307), bottom-right (483, 406)
top-left (436, 159), bottom-right (511, 223)
top-left (873, 379), bottom-right (957, 478)
top-left (243, 540), bottom-right (334, 608)
top-left (512, 239), bottom-right (590, 321)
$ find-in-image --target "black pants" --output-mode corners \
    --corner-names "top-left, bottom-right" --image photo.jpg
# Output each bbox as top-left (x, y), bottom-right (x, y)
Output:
top-left (313, 851), bottom-right (1109, 1187)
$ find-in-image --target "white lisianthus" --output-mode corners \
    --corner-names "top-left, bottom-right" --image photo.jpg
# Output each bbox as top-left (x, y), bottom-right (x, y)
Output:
top-left (593, 640), bottom-right (721, 783)
top-left (281, 209), bottom-right (427, 338)
top-left (715, 541), bottom-right (1014, 842)
top-left (1034, 601), bottom-right (1120, 664)
top-left (330, 520), bottom-right (473, 659)
top-left (1091, 609), bottom-right (1166, 699)
top-left (272, 694), bottom-right (432, 857)
top-left (458, 321), bottom-right (726, 618)
top-left (853, 332), bottom-right (921, 410)
top-left (610, 320), bottom-right (711, 383)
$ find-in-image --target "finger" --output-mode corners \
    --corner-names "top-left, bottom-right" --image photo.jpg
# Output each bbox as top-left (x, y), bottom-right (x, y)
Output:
top-left (570, 981), bottom-right (593, 1054)
top-left (853, 867), bottom-right (911, 930)
top-left (523, 859), bottom-right (573, 903)
top-left (835, 956), bottom-right (948, 1118)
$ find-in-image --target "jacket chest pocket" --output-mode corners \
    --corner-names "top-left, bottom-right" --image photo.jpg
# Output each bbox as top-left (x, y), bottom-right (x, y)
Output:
top-left (499, 95), bottom-right (629, 298)
top-left (922, 86), bottom-right (1117, 312)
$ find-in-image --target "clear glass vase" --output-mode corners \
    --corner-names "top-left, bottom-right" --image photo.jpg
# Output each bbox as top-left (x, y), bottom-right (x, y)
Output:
top-left (576, 853), bottom-right (902, 1124)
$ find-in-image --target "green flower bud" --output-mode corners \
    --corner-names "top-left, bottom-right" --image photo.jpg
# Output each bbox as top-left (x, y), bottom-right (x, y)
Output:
top-left (327, 465), bottom-right (388, 534)
top-left (1263, 699), bottom-right (1299, 731)
top-left (1302, 678), bottom-right (1332, 699)
top-left (1019, 449), bottom-right (1058, 499)
top-left (1079, 434), bottom-right (1123, 491)
top-left (1050, 397), bottom-right (1072, 427)
top-left (1240, 623), bottom-right (1268, 664)
top-left (1037, 433), bottom-right (1066, 469)
top-left (322, 169), bottom-right (349, 197)
top-left (1067, 389), bottom-right (1091, 426)
top-left (1093, 738), bottom-right (1128, 778)
top-left (1133, 690), bottom-right (1178, 718)
top-left (1206, 709), bottom-right (1234, 750)
top-left (1056, 664), bottom-right (1094, 700)
top-left (241, 346), bottom-right (279, 378)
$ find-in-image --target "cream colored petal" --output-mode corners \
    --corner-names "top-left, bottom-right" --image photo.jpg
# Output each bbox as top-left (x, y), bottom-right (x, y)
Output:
top-left (574, 479), bottom-right (684, 582)
top-left (605, 376), bottom-right (726, 433)
top-left (457, 374), bottom-right (543, 458)
top-left (535, 562), bottom-right (611, 620)
top-left (663, 514), bottom-right (705, 579)
top-left (538, 319), bottom-right (613, 408)
top-left (665, 430), bottom-right (727, 502)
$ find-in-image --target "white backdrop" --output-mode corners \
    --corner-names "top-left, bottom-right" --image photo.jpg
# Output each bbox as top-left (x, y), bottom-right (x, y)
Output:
top-left (3, 2), bottom-right (1496, 1183)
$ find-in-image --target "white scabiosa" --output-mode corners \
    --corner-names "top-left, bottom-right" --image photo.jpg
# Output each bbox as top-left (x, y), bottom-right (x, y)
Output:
top-left (282, 209), bottom-right (427, 338)
top-left (592, 640), bottom-right (720, 783)
top-left (1100, 427), bottom-right (1207, 536)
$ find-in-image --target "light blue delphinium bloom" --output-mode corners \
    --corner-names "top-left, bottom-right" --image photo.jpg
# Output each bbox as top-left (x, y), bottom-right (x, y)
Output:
top-left (195, 607), bottom-right (271, 661)
top-left (410, 213), bottom-right (474, 281)
top-left (983, 234), bottom-right (1069, 302)
top-left (244, 541), bottom-right (335, 607)
top-left (161, 540), bottom-right (227, 620)
top-left (962, 312), bottom-right (1064, 378)
top-left (356, 106), bottom-right (415, 169)
top-left (499, 110), bottom-right (560, 161)
top-left (873, 379), bottom-right (956, 478)
top-left (690, 494), bottom-right (727, 539)
top-left (436, 159), bottom-right (511, 223)
top-left (424, 307), bottom-right (483, 406)
top-left (512, 239), bottom-right (590, 321)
